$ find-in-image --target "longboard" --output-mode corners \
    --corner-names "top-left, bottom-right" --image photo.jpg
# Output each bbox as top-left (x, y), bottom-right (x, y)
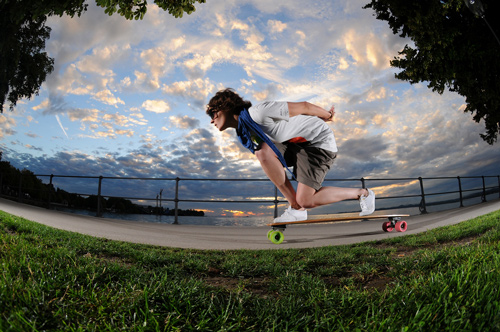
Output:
top-left (266, 214), bottom-right (410, 244)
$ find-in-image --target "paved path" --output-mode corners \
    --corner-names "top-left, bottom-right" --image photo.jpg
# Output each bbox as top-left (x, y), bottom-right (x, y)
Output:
top-left (1, 198), bottom-right (499, 250)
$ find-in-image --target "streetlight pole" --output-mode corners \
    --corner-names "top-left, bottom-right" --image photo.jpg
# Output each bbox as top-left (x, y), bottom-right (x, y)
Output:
top-left (463, 0), bottom-right (500, 47)
top-left (159, 189), bottom-right (163, 214)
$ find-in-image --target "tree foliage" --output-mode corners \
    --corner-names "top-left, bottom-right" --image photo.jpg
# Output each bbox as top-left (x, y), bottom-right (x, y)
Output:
top-left (0, 0), bottom-right (205, 113)
top-left (364, 0), bottom-right (500, 144)
top-left (95, 0), bottom-right (203, 20)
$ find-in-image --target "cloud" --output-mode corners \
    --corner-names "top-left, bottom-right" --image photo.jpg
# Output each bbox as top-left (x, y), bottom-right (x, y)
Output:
top-left (366, 86), bottom-right (387, 102)
top-left (74, 46), bottom-right (122, 77)
top-left (93, 89), bottom-right (125, 107)
top-left (25, 132), bottom-right (40, 139)
top-left (162, 78), bottom-right (216, 108)
top-left (268, 20), bottom-right (287, 34)
top-left (171, 36), bottom-right (186, 50)
top-left (250, 83), bottom-right (283, 101)
top-left (342, 29), bottom-right (392, 71)
top-left (142, 100), bottom-right (170, 114)
top-left (139, 47), bottom-right (169, 88)
top-left (339, 136), bottom-right (389, 162)
top-left (128, 111), bottom-right (148, 126)
top-left (39, 94), bottom-right (68, 116)
top-left (115, 129), bottom-right (134, 137)
top-left (170, 116), bottom-right (200, 129)
top-left (32, 99), bottom-right (50, 111)
top-left (183, 54), bottom-right (217, 79)
top-left (0, 114), bottom-right (17, 139)
top-left (54, 64), bottom-right (95, 95)
top-left (67, 108), bottom-right (101, 123)
top-left (24, 144), bottom-right (44, 152)
top-left (46, 2), bottom-right (136, 66)
top-left (102, 112), bottom-right (132, 127)
top-left (131, 71), bottom-right (161, 92)
top-left (249, 0), bottom-right (328, 16)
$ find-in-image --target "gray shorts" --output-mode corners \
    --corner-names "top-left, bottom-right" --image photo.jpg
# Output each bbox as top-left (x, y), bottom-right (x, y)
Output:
top-left (275, 142), bottom-right (337, 191)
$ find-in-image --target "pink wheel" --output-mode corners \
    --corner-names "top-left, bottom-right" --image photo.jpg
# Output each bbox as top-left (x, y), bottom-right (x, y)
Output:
top-left (382, 221), bottom-right (394, 232)
top-left (395, 221), bottom-right (407, 232)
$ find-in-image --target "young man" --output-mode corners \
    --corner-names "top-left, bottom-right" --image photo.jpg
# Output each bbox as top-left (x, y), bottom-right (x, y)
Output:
top-left (206, 88), bottom-right (375, 222)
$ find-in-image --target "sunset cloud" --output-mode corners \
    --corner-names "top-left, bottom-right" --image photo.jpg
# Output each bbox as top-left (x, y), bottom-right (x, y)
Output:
top-left (142, 100), bottom-right (170, 114)
top-left (93, 89), bottom-right (125, 107)
top-left (170, 115), bottom-right (200, 129)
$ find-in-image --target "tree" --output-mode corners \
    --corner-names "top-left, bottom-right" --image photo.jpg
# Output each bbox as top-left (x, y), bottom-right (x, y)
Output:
top-left (0, 0), bottom-right (205, 113)
top-left (364, 0), bottom-right (500, 144)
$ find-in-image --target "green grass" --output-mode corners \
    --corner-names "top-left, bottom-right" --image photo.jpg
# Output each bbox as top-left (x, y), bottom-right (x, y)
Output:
top-left (1, 209), bottom-right (500, 331)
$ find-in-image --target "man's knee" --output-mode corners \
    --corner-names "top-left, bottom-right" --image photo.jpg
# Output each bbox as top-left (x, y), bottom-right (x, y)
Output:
top-left (296, 196), bottom-right (315, 209)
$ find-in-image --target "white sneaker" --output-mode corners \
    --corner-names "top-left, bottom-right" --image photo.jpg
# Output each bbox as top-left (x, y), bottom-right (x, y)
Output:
top-left (274, 206), bottom-right (307, 223)
top-left (359, 189), bottom-right (375, 216)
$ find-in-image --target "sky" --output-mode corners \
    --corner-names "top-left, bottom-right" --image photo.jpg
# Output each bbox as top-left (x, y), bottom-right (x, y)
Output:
top-left (1, 0), bottom-right (499, 218)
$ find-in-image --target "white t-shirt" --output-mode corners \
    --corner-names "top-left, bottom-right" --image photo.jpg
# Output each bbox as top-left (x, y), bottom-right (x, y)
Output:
top-left (249, 101), bottom-right (338, 153)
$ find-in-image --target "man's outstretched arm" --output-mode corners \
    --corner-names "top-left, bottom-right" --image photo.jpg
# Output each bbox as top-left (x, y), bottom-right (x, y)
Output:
top-left (287, 102), bottom-right (335, 122)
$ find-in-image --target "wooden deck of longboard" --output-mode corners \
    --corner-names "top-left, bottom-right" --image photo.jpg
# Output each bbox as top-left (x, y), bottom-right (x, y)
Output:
top-left (267, 214), bottom-right (410, 227)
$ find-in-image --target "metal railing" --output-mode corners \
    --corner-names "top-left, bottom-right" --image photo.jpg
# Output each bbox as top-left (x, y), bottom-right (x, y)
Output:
top-left (1, 172), bottom-right (499, 224)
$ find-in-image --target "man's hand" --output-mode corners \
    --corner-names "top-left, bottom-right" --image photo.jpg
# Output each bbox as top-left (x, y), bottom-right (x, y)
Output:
top-left (324, 105), bottom-right (335, 122)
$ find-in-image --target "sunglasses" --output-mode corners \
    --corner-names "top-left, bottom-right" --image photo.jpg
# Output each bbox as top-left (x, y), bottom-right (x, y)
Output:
top-left (207, 108), bottom-right (221, 120)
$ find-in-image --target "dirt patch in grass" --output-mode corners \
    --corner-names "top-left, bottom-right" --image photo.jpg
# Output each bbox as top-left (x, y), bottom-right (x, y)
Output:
top-left (82, 252), bottom-right (136, 268)
top-left (1, 224), bottom-right (18, 236)
top-left (362, 275), bottom-right (395, 291)
top-left (204, 272), bottom-right (394, 298)
top-left (204, 275), bottom-right (273, 298)
top-left (201, 235), bottom-right (482, 298)
top-left (371, 235), bottom-right (478, 259)
top-left (322, 268), bottom-right (396, 293)
top-left (204, 266), bottom-right (273, 298)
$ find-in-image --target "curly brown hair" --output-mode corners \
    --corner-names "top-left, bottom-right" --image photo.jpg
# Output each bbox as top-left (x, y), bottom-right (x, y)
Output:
top-left (206, 88), bottom-right (252, 119)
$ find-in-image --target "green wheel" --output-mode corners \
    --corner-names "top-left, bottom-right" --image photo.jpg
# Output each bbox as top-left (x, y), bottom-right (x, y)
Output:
top-left (267, 230), bottom-right (274, 240)
top-left (269, 230), bottom-right (284, 244)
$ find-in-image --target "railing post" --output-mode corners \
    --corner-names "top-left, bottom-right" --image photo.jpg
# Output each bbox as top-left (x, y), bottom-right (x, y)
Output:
top-left (481, 176), bottom-right (487, 202)
top-left (18, 174), bottom-right (23, 203)
top-left (361, 177), bottom-right (366, 189)
top-left (96, 176), bottom-right (103, 217)
top-left (498, 175), bottom-right (500, 199)
top-left (457, 176), bottom-right (464, 207)
top-left (47, 174), bottom-right (54, 209)
top-left (418, 177), bottom-right (428, 214)
top-left (274, 186), bottom-right (279, 218)
top-left (173, 177), bottom-right (180, 224)
top-left (155, 194), bottom-right (159, 215)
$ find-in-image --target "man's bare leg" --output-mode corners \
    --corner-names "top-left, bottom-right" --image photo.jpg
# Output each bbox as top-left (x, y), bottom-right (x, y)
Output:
top-left (296, 183), bottom-right (368, 209)
top-left (254, 143), bottom-right (302, 210)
